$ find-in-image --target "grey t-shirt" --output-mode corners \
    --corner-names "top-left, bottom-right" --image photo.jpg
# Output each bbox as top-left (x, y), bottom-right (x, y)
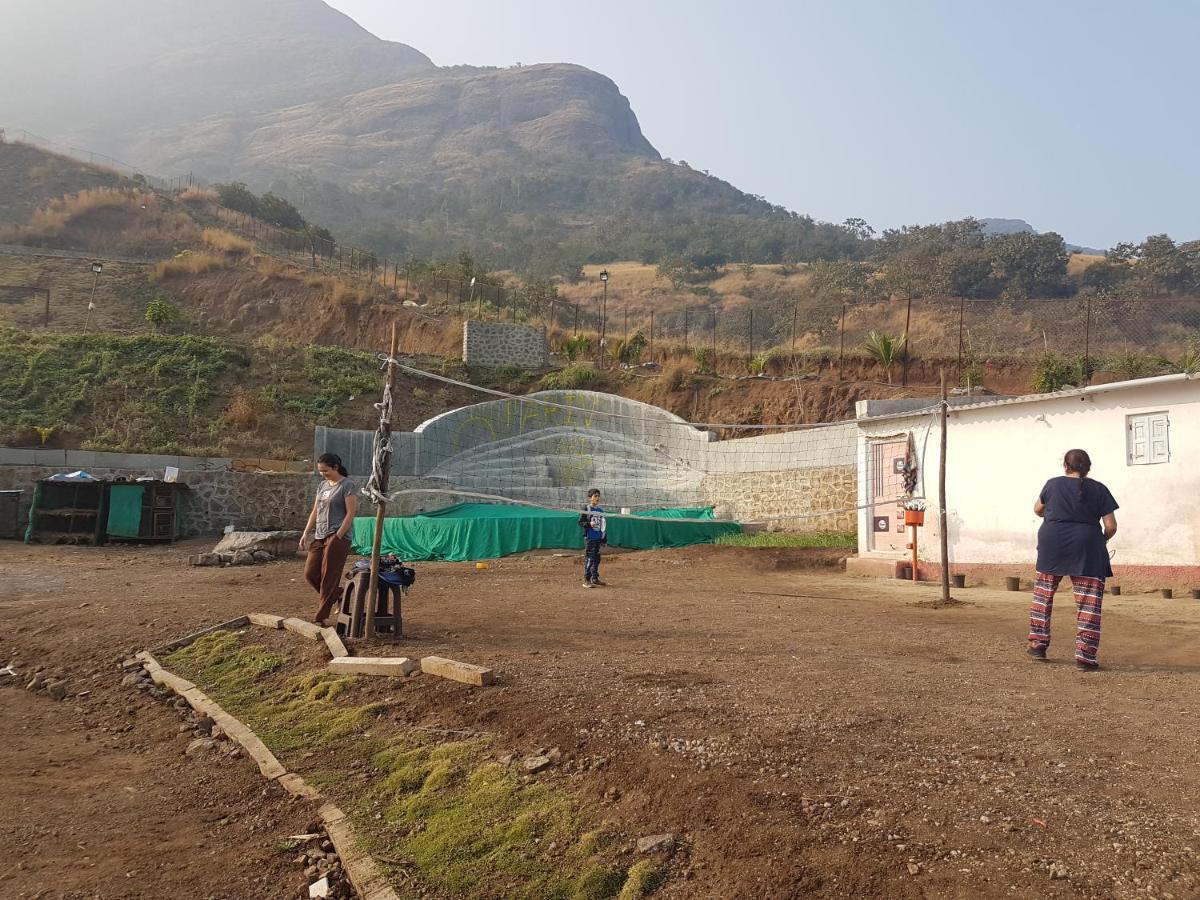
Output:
top-left (314, 478), bottom-right (356, 539)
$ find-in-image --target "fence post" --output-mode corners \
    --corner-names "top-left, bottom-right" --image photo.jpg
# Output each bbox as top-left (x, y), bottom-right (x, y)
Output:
top-left (957, 297), bottom-right (965, 383)
top-left (684, 306), bottom-right (689, 350)
top-left (791, 305), bottom-right (798, 353)
top-left (649, 309), bottom-right (654, 358)
top-left (901, 296), bottom-right (913, 387)
top-left (748, 309), bottom-right (754, 356)
top-left (574, 303), bottom-right (580, 336)
top-left (1083, 294), bottom-right (1093, 385)
top-left (838, 303), bottom-right (846, 381)
top-left (712, 308), bottom-right (717, 359)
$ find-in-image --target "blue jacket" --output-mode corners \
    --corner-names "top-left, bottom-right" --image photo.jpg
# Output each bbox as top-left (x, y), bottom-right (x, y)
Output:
top-left (584, 505), bottom-right (607, 542)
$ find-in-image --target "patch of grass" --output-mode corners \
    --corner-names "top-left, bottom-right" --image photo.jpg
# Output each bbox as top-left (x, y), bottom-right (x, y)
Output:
top-left (166, 632), bottom-right (377, 753)
top-left (0, 328), bottom-right (248, 449)
top-left (166, 631), bottom-right (651, 900)
top-left (618, 861), bottom-right (666, 898)
top-left (256, 342), bottom-right (380, 424)
top-left (201, 228), bottom-right (253, 255)
top-left (541, 364), bottom-right (598, 390)
top-left (714, 531), bottom-right (856, 548)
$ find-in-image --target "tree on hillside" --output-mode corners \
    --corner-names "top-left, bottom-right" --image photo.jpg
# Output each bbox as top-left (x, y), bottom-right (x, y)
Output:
top-left (214, 182), bottom-right (260, 218)
top-left (1137, 234), bottom-right (1199, 295)
top-left (258, 192), bottom-right (306, 230)
top-left (987, 231), bottom-right (1069, 298)
top-left (808, 259), bottom-right (878, 304)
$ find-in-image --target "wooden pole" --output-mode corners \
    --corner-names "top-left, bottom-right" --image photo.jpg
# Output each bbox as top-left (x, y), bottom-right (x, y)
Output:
top-left (939, 369), bottom-right (951, 603)
top-left (901, 296), bottom-right (913, 387)
top-left (364, 323), bottom-right (398, 640)
top-left (838, 303), bottom-right (847, 381)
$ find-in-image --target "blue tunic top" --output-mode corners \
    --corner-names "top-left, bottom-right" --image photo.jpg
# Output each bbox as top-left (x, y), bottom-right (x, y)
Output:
top-left (1035, 476), bottom-right (1119, 579)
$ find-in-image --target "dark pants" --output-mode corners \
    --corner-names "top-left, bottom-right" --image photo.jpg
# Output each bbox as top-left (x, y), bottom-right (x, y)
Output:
top-left (305, 535), bottom-right (352, 623)
top-left (584, 539), bottom-right (602, 583)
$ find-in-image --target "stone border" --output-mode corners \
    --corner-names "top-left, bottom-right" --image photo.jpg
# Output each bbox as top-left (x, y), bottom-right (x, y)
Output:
top-left (139, 614), bottom-right (499, 898)
top-left (246, 612), bottom-right (496, 686)
top-left (136, 641), bottom-right (401, 900)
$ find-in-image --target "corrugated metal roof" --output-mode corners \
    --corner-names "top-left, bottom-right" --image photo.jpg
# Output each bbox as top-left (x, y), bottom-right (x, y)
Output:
top-left (858, 372), bottom-right (1200, 423)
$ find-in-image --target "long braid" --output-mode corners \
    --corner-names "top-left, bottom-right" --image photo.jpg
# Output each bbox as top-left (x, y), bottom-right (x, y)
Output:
top-left (1063, 448), bottom-right (1092, 499)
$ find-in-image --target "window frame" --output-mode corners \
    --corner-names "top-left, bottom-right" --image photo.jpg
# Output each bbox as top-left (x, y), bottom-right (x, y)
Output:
top-left (1126, 410), bottom-right (1170, 466)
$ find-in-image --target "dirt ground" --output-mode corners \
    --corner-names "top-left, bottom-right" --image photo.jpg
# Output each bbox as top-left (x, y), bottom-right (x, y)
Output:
top-left (2, 539), bottom-right (1199, 899)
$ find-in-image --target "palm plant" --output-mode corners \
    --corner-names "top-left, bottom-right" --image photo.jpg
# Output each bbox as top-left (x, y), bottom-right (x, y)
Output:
top-left (864, 330), bottom-right (905, 383)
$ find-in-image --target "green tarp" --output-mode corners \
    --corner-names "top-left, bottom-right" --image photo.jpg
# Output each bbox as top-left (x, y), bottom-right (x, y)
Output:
top-left (106, 485), bottom-right (144, 538)
top-left (351, 503), bottom-right (741, 562)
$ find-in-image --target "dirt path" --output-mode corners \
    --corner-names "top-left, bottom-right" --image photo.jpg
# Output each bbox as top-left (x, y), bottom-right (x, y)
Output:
top-left (2, 540), bottom-right (1199, 898)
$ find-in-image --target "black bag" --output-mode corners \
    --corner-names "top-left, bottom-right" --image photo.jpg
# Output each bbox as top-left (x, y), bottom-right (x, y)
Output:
top-left (578, 512), bottom-right (590, 531)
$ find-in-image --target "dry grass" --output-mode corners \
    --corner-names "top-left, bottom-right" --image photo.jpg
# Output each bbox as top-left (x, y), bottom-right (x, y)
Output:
top-left (254, 255), bottom-right (304, 282)
top-left (222, 386), bottom-right (261, 428)
top-left (1067, 253), bottom-right (1106, 277)
top-left (154, 251), bottom-right (229, 279)
top-left (202, 228), bottom-right (253, 256)
top-left (180, 186), bottom-right (218, 205)
top-left (0, 187), bottom-right (201, 256)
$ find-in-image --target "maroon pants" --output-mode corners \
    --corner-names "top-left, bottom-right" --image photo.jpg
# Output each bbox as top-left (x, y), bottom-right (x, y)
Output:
top-left (305, 535), bottom-right (351, 623)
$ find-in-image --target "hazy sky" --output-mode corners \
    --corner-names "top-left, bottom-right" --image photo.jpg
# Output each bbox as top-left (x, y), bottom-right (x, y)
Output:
top-left (329, 0), bottom-right (1197, 249)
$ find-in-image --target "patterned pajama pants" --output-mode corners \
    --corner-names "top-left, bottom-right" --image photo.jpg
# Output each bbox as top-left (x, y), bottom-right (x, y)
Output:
top-left (1028, 572), bottom-right (1105, 666)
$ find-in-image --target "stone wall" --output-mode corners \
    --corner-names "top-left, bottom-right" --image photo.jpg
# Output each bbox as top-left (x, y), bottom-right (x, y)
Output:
top-left (462, 320), bottom-right (549, 369)
top-left (702, 465), bottom-right (858, 533)
top-left (0, 465), bottom-right (316, 538)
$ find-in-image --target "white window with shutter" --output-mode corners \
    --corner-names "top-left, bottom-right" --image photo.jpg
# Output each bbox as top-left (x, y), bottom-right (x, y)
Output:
top-left (1127, 411), bottom-right (1170, 465)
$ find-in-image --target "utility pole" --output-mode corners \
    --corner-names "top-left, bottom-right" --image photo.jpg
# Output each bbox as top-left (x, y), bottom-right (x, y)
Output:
top-left (599, 269), bottom-right (609, 352)
top-left (83, 262), bottom-right (103, 334)
top-left (364, 323), bottom-right (399, 640)
top-left (939, 369), bottom-right (951, 604)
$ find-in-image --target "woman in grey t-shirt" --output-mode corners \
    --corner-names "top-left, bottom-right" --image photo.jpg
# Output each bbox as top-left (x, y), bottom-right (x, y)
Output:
top-left (301, 453), bottom-right (359, 625)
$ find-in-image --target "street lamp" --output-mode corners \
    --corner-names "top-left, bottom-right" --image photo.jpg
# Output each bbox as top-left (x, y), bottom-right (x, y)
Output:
top-left (84, 262), bottom-right (103, 334)
top-left (599, 269), bottom-right (609, 355)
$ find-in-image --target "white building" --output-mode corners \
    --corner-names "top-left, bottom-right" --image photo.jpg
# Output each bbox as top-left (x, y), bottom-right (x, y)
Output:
top-left (850, 373), bottom-right (1200, 586)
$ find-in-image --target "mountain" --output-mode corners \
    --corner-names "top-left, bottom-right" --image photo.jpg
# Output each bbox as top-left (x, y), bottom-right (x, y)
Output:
top-left (0, 0), bottom-right (859, 272)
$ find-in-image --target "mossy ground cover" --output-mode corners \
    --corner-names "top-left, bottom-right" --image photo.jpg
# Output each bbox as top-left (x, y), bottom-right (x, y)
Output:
top-left (714, 530), bottom-right (856, 548)
top-left (167, 631), bottom-right (664, 899)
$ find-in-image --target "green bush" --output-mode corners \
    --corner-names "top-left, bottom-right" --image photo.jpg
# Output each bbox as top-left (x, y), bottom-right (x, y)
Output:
top-left (1106, 352), bottom-right (1167, 382)
top-left (1031, 352), bottom-right (1077, 393)
top-left (1180, 340), bottom-right (1200, 375)
top-left (540, 364), bottom-right (597, 390)
top-left (749, 349), bottom-right (775, 376)
top-left (563, 334), bottom-right (591, 362)
top-left (693, 347), bottom-right (716, 374)
top-left (144, 296), bottom-right (179, 332)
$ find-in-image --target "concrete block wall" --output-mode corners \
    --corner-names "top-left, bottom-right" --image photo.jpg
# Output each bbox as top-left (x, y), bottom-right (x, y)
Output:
top-left (462, 320), bottom-right (549, 369)
top-left (702, 465), bottom-right (857, 533)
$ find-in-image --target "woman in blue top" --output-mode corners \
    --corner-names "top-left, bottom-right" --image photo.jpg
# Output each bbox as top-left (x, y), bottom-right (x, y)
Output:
top-left (1027, 449), bottom-right (1119, 669)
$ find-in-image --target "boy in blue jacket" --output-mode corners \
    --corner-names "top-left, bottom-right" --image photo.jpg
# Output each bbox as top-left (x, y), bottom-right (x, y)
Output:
top-left (580, 487), bottom-right (607, 588)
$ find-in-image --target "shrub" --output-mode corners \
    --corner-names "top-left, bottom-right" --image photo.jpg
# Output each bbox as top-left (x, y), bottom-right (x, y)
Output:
top-left (144, 297), bottom-right (179, 332)
top-left (663, 363), bottom-right (692, 391)
top-left (1031, 352), bottom-right (1077, 393)
top-left (624, 330), bottom-right (648, 363)
top-left (1180, 340), bottom-right (1200, 375)
top-left (540, 364), bottom-right (597, 390)
top-left (863, 330), bottom-right (904, 384)
top-left (749, 349), bottom-right (775, 376)
top-left (222, 386), bottom-right (260, 428)
top-left (1106, 352), bottom-right (1167, 382)
top-left (563, 333), bottom-right (591, 362)
top-left (693, 347), bottom-right (716, 374)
